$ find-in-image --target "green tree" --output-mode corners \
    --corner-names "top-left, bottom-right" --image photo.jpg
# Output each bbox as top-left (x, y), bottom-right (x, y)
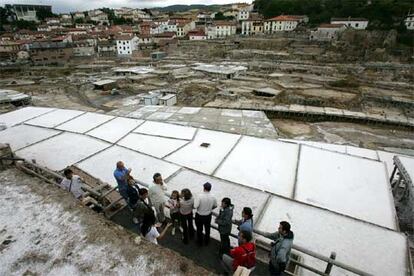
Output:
top-left (36, 9), bottom-right (58, 21)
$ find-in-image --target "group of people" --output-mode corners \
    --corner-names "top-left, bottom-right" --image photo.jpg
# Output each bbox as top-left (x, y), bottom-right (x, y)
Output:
top-left (59, 161), bottom-right (295, 275)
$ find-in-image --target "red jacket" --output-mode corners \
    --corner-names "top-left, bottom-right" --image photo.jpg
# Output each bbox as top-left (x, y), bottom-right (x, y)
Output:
top-left (230, 242), bottom-right (256, 271)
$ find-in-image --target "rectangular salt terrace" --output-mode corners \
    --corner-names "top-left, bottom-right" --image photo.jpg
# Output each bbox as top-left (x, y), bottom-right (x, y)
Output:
top-left (256, 196), bottom-right (407, 276)
top-left (25, 109), bottom-right (85, 128)
top-left (56, 112), bottom-right (114, 133)
top-left (166, 129), bottom-right (240, 175)
top-left (399, 156), bottom-right (414, 179)
top-left (117, 133), bottom-right (188, 158)
top-left (0, 107), bottom-right (54, 127)
top-left (0, 125), bottom-right (60, 151)
top-left (280, 139), bottom-right (347, 154)
top-left (77, 145), bottom-right (180, 187)
top-left (215, 136), bottom-right (299, 197)
top-left (346, 145), bottom-right (379, 160)
top-left (15, 133), bottom-right (110, 171)
top-left (166, 170), bottom-right (270, 218)
top-left (134, 121), bottom-right (196, 140)
top-left (295, 145), bottom-right (397, 229)
top-left (377, 150), bottom-right (398, 175)
top-left (87, 117), bottom-right (143, 143)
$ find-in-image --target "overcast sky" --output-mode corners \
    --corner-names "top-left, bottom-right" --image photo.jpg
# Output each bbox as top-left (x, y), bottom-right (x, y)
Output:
top-left (1, 0), bottom-right (253, 13)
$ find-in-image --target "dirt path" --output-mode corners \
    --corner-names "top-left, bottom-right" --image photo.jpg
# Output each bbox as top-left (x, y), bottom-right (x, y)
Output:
top-left (0, 168), bottom-right (211, 276)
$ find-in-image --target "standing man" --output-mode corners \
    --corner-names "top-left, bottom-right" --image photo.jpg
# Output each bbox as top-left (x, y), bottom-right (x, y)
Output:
top-left (113, 161), bottom-right (132, 202)
top-left (256, 221), bottom-right (294, 276)
top-left (148, 172), bottom-right (167, 225)
top-left (194, 182), bottom-right (217, 246)
top-left (60, 168), bottom-right (84, 200)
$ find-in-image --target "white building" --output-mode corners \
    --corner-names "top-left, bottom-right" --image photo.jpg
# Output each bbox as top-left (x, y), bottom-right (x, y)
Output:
top-left (310, 24), bottom-right (347, 41)
top-left (73, 12), bottom-right (85, 20)
top-left (331, 17), bottom-right (368, 30)
top-left (268, 15), bottom-right (300, 32)
top-left (404, 13), bottom-right (414, 30)
top-left (75, 23), bottom-right (94, 30)
top-left (176, 20), bottom-right (196, 38)
top-left (207, 21), bottom-right (237, 39)
top-left (89, 10), bottom-right (109, 25)
top-left (139, 35), bottom-right (153, 44)
top-left (188, 29), bottom-right (207, 40)
top-left (242, 14), bottom-right (264, 35)
top-left (237, 9), bottom-right (250, 21)
top-left (116, 35), bottom-right (139, 57)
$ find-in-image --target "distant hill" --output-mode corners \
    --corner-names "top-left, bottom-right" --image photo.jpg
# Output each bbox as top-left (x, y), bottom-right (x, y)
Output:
top-left (153, 4), bottom-right (223, 12)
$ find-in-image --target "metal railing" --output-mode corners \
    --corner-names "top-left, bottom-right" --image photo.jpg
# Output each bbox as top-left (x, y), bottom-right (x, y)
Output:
top-left (8, 158), bottom-right (382, 276)
top-left (131, 178), bottom-right (373, 276)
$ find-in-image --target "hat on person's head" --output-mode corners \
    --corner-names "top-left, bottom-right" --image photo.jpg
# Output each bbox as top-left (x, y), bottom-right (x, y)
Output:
top-left (203, 182), bottom-right (212, 191)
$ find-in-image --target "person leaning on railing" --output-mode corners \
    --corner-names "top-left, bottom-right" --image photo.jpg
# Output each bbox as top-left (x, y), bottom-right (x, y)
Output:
top-left (255, 221), bottom-right (294, 276)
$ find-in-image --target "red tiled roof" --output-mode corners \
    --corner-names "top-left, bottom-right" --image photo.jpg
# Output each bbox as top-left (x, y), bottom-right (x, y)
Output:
top-left (214, 20), bottom-right (236, 26)
top-left (319, 23), bottom-right (346, 28)
top-left (269, 15), bottom-right (301, 21)
top-left (154, 32), bottom-right (176, 38)
top-left (115, 34), bottom-right (135, 40)
top-left (331, 17), bottom-right (368, 22)
top-left (188, 29), bottom-right (205, 36)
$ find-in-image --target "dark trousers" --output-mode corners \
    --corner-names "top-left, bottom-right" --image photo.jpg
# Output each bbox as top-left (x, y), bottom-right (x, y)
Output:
top-left (269, 262), bottom-right (286, 276)
top-left (195, 213), bottom-right (212, 245)
top-left (219, 233), bottom-right (231, 255)
top-left (180, 212), bottom-right (195, 243)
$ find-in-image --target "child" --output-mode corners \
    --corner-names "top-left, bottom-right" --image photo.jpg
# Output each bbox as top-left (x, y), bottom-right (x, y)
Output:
top-left (167, 190), bottom-right (180, 235)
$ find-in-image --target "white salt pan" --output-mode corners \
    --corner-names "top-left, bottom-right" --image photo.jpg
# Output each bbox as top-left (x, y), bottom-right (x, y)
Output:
top-left (77, 145), bottom-right (180, 187)
top-left (25, 109), bottom-right (85, 128)
top-left (295, 145), bottom-right (397, 229)
top-left (215, 136), bottom-right (299, 197)
top-left (15, 133), bottom-right (110, 171)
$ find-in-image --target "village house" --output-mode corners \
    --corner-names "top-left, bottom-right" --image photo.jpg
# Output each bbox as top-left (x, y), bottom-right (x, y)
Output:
top-left (60, 14), bottom-right (72, 26)
top-left (404, 13), bottom-right (414, 30)
top-left (89, 10), bottom-right (109, 25)
top-left (72, 35), bottom-right (96, 57)
top-left (310, 23), bottom-right (347, 41)
top-left (197, 12), bottom-right (215, 24)
top-left (75, 23), bottom-right (95, 30)
top-left (176, 20), bottom-right (195, 38)
top-left (97, 40), bottom-right (116, 57)
top-left (207, 21), bottom-right (237, 39)
top-left (37, 25), bottom-right (50, 32)
top-left (0, 41), bottom-right (21, 61)
top-left (268, 15), bottom-right (301, 32)
top-left (223, 9), bottom-right (239, 18)
top-left (153, 32), bottom-right (176, 44)
top-left (188, 29), bottom-right (207, 40)
top-left (139, 21), bottom-right (152, 36)
top-left (29, 40), bottom-right (73, 65)
top-left (115, 34), bottom-right (139, 57)
top-left (138, 35), bottom-right (154, 44)
top-left (72, 11), bottom-right (85, 20)
top-left (242, 13), bottom-right (264, 35)
top-left (65, 28), bottom-right (88, 36)
top-left (331, 17), bottom-right (368, 30)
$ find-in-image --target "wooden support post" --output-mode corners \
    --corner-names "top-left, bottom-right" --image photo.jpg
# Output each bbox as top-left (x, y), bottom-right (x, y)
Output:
top-left (390, 165), bottom-right (397, 184)
top-left (325, 252), bottom-right (336, 275)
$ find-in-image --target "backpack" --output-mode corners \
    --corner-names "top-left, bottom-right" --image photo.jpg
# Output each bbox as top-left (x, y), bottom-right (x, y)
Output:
top-left (240, 244), bottom-right (256, 269)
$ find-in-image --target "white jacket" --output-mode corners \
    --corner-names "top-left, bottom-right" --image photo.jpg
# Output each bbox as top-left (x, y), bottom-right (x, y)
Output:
top-left (148, 182), bottom-right (167, 205)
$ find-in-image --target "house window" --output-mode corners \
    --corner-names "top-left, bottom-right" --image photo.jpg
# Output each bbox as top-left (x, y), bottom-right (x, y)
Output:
top-left (355, 23), bottom-right (359, 27)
